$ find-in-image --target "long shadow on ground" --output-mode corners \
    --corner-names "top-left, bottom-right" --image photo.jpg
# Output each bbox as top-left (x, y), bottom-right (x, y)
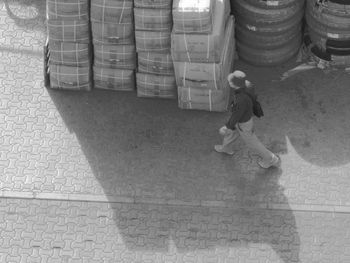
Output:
top-left (47, 87), bottom-right (300, 262)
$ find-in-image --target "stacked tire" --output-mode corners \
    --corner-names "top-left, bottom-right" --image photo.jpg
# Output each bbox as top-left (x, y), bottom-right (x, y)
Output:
top-left (133, 0), bottom-right (177, 99)
top-left (232, 0), bottom-right (305, 66)
top-left (46, 0), bottom-right (92, 90)
top-left (91, 0), bottom-right (136, 91)
top-left (306, 0), bottom-right (350, 67)
top-left (172, 0), bottom-right (234, 112)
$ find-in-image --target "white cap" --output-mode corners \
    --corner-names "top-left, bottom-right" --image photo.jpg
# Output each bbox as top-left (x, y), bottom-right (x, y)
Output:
top-left (227, 70), bottom-right (248, 88)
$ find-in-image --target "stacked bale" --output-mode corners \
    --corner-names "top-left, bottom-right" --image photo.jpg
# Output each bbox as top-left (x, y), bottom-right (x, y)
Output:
top-left (46, 0), bottom-right (92, 90)
top-left (306, 0), bottom-right (350, 67)
top-left (232, 0), bottom-right (305, 66)
top-left (134, 0), bottom-right (177, 99)
top-left (172, 0), bottom-right (234, 112)
top-left (91, 0), bottom-right (136, 91)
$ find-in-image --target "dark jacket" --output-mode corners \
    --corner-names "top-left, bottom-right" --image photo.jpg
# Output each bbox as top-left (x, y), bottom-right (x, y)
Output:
top-left (226, 86), bottom-right (256, 130)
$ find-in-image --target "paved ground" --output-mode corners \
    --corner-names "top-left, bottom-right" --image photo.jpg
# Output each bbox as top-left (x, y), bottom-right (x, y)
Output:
top-left (1, 0), bottom-right (350, 262)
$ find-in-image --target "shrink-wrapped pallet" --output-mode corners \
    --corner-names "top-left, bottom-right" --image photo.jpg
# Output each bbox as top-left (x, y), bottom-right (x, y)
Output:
top-left (171, 0), bottom-right (230, 63)
top-left (91, 0), bottom-right (133, 24)
top-left (46, 0), bottom-right (89, 20)
top-left (134, 8), bottom-right (172, 32)
top-left (91, 22), bottom-right (134, 45)
top-left (135, 31), bottom-right (171, 52)
top-left (136, 73), bottom-right (177, 99)
top-left (93, 67), bottom-right (135, 91)
top-left (172, 0), bottom-right (214, 33)
top-left (134, 0), bottom-right (172, 9)
top-left (48, 41), bottom-right (91, 67)
top-left (49, 64), bottom-right (92, 91)
top-left (177, 85), bottom-right (230, 112)
top-left (47, 19), bottom-right (90, 43)
top-left (173, 16), bottom-right (235, 90)
top-left (94, 44), bottom-right (136, 70)
top-left (138, 52), bottom-right (174, 75)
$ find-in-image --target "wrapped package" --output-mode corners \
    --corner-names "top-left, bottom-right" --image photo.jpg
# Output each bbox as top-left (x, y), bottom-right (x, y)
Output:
top-left (94, 44), bottom-right (136, 70)
top-left (47, 0), bottom-right (89, 20)
top-left (137, 52), bottom-right (174, 75)
top-left (91, 22), bottom-right (134, 45)
top-left (171, 0), bottom-right (230, 63)
top-left (47, 19), bottom-right (90, 43)
top-left (93, 67), bottom-right (135, 91)
top-left (91, 0), bottom-right (133, 24)
top-left (135, 31), bottom-right (171, 53)
top-left (173, 16), bottom-right (235, 90)
top-left (172, 0), bottom-right (214, 33)
top-left (134, 8), bottom-right (172, 32)
top-left (48, 40), bottom-right (91, 67)
top-left (177, 85), bottom-right (230, 112)
top-left (136, 73), bottom-right (177, 99)
top-left (134, 0), bottom-right (172, 9)
top-left (49, 64), bottom-right (92, 91)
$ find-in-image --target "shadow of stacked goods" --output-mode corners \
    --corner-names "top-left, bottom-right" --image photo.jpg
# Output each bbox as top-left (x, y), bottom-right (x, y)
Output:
top-left (109, 186), bottom-right (300, 263)
top-left (46, 86), bottom-right (300, 262)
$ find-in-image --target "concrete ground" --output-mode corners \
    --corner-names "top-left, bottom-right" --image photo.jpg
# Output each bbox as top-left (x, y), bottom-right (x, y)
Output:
top-left (1, 0), bottom-right (350, 262)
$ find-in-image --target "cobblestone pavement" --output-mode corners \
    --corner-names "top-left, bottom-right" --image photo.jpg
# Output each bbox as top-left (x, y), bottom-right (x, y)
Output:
top-left (1, 0), bottom-right (350, 210)
top-left (1, 198), bottom-right (350, 263)
top-left (1, 1), bottom-right (350, 262)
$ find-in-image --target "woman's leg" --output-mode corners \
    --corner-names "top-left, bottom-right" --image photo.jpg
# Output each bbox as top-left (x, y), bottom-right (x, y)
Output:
top-left (237, 119), bottom-right (280, 168)
top-left (214, 127), bottom-right (239, 155)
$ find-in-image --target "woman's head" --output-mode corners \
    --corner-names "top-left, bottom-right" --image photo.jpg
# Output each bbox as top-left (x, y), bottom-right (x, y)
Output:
top-left (227, 70), bottom-right (251, 89)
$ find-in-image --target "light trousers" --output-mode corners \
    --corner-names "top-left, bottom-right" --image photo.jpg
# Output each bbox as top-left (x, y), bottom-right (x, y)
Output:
top-left (221, 118), bottom-right (274, 163)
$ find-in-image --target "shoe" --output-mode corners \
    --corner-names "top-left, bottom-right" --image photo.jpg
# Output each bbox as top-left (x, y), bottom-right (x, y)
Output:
top-left (258, 154), bottom-right (281, 169)
top-left (214, 145), bottom-right (235, 155)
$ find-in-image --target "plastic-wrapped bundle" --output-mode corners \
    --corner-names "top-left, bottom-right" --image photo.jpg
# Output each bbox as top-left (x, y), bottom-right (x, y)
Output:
top-left (134, 8), bottom-right (172, 32)
top-left (172, 0), bottom-right (214, 33)
top-left (171, 0), bottom-right (230, 63)
top-left (134, 0), bottom-right (172, 9)
top-left (48, 41), bottom-right (91, 67)
top-left (93, 66), bottom-right (135, 91)
top-left (46, 0), bottom-right (89, 20)
top-left (173, 16), bottom-right (234, 90)
top-left (94, 44), bottom-right (136, 70)
top-left (137, 52), bottom-right (174, 75)
top-left (49, 64), bottom-right (92, 90)
top-left (135, 31), bottom-right (171, 52)
top-left (177, 85), bottom-right (230, 112)
top-left (47, 19), bottom-right (90, 43)
top-left (136, 73), bottom-right (177, 99)
top-left (91, 22), bottom-right (134, 45)
top-left (90, 0), bottom-right (133, 24)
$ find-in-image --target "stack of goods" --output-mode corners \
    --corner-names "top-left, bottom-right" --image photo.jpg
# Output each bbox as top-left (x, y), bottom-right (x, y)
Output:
top-left (91, 0), bottom-right (136, 91)
top-left (46, 0), bottom-right (92, 90)
top-left (172, 0), bottom-right (234, 112)
top-left (306, 0), bottom-right (350, 67)
top-left (134, 0), bottom-right (177, 99)
top-left (232, 0), bottom-right (304, 66)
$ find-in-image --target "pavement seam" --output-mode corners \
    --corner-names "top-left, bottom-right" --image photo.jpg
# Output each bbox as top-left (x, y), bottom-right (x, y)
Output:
top-left (2, 190), bottom-right (350, 214)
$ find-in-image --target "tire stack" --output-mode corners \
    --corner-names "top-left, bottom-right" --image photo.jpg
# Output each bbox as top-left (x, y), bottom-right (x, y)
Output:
top-left (134, 0), bottom-right (177, 99)
top-left (306, 0), bottom-right (350, 67)
top-left (232, 0), bottom-right (305, 66)
top-left (172, 0), bottom-right (233, 112)
top-left (46, 0), bottom-right (92, 90)
top-left (90, 0), bottom-right (136, 91)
